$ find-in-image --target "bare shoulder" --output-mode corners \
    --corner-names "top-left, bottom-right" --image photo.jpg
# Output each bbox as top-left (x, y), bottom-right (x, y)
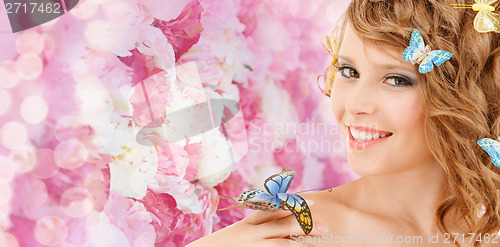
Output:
top-left (298, 180), bottom-right (404, 243)
top-left (299, 180), bottom-right (365, 233)
top-left (299, 182), bottom-right (356, 211)
top-left (300, 178), bottom-right (363, 209)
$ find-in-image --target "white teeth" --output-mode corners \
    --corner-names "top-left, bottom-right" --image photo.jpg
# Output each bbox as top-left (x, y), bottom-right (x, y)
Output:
top-left (359, 131), bottom-right (366, 140)
top-left (349, 127), bottom-right (391, 142)
top-left (352, 130), bottom-right (359, 139)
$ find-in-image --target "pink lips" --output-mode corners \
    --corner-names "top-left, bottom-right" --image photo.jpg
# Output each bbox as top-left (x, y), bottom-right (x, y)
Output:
top-left (347, 125), bottom-right (393, 150)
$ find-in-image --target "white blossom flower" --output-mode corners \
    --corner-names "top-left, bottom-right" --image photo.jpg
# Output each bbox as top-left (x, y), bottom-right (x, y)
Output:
top-left (109, 144), bottom-right (158, 200)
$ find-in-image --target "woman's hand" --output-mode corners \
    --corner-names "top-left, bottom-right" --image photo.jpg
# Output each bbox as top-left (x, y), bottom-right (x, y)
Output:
top-left (187, 203), bottom-right (327, 247)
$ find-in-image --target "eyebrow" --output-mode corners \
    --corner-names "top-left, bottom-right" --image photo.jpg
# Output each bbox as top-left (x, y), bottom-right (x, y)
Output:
top-left (337, 55), bottom-right (416, 75)
top-left (337, 55), bottom-right (354, 65)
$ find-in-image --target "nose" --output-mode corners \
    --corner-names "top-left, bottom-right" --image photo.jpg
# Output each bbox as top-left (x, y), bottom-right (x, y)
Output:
top-left (344, 79), bottom-right (377, 116)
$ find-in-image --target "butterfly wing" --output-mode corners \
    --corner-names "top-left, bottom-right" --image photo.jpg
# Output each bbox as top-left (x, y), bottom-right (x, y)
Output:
top-left (277, 193), bottom-right (313, 234)
top-left (428, 50), bottom-right (453, 66)
top-left (264, 169), bottom-right (295, 196)
top-left (418, 55), bottom-right (434, 74)
top-left (478, 138), bottom-right (500, 167)
top-left (403, 29), bottom-right (425, 62)
top-left (236, 189), bottom-right (282, 211)
top-left (474, 11), bottom-right (500, 33)
top-left (418, 50), bottom-right (452, 74)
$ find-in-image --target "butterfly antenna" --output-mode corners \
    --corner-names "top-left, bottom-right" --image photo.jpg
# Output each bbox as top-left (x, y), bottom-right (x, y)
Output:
top-left (217, 195), bottom-right (238, 200)
top-left (295, 187), bottom-right (329, 193)
top-left (217, 195), bottom-right (242, 210)
top-left (218, 204), bottom-right (242, 211)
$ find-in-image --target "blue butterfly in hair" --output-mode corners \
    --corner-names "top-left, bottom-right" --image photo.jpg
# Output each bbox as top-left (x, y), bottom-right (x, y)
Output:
top-left (218, 169), bottom-right (313, 234)
top-left (478, 138), bottom-right (500, 167)
top-left (403, 29), bottom-right (453, 74)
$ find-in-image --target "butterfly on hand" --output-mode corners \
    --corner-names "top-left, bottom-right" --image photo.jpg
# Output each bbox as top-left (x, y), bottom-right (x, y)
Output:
top-left (217, 169), bottom-right (313, 234)
top-left (403, 29), bottom-right (453, 74)
top-left (478, 138), bottom-right (500, 167)
top-left (451, 0), bottom-right (500, 33)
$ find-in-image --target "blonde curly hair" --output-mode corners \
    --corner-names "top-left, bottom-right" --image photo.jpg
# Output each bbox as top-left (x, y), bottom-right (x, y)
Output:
top-left (319, 0), bottom-right (500, 246)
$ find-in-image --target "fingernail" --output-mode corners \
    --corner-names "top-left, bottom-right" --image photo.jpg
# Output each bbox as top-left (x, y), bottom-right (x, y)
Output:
top-left (306, 199), bottom-right (314, 206)
top-left (316, 223), bottom-right (329, 233)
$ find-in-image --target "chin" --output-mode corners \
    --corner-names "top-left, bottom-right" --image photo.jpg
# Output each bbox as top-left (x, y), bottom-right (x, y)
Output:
top-left (347, 156), bottom-right (402, 177)
top-left (349, 164), bottom-right (384, 177)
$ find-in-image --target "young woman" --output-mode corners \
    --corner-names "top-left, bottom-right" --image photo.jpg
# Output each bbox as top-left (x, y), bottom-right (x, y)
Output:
top-left (189, 0), bottom-right (500, 246)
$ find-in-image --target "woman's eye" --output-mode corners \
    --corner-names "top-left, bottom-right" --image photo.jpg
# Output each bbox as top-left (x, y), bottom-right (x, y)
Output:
top-left (335, 65), bottom-right (359, 79)
top-left (385, 76), bottom-right (413, 87)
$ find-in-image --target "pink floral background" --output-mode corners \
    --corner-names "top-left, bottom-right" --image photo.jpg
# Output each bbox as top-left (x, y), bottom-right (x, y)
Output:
top-left (0, 0), bottom-right (355, 246)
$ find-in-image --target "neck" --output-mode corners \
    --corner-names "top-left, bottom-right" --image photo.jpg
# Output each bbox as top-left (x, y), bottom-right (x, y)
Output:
top-left (354, 163), bottom-right (448, 233)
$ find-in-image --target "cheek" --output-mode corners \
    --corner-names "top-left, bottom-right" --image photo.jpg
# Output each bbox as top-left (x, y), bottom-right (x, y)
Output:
top-left (387, 94), bottom-right (427, 146)
top-left (388, 98), bottom-right (423, 128)
top-left (393, 96), bottom-right (424, 128)
top-left (330, 84), bottom-right (346, 122)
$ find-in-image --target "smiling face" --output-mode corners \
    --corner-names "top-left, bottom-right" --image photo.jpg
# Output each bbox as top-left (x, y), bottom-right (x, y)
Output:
top-left (330, 24), bottom-right (438, 176)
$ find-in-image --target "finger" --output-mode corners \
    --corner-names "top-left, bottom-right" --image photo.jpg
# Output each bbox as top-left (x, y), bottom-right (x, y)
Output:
top-left (259, 238), bottom-right (313, 247)
top-left (284, 234), bottom-right (323, 247)
top-left (257, 214), bottom-right (328, 239)
top-left (245, 199), bottom-right (314, 225)
top-left (244, 208), bottom-right (293, 225)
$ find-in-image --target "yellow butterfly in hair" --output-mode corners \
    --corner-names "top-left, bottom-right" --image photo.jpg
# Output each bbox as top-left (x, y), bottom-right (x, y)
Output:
top-left (451, 0), bottom-right (500, 33)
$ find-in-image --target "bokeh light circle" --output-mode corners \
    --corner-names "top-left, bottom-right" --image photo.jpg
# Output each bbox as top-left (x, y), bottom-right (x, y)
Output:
top-left (8, 145), bottom-right (37, 173)
top-left (0, 121), bottom-right (28, 150)
top-left (0, 61), bottom-right (20, 89)
top-left (30, 178), bottom-right (49, 208)
top-left (71, 60), bottom-right (90, 82)
top-left (288, 0), bottom-right (318, 19)
top-left (54, 138), bottom-right (88, 170)
top-left (326, 0), bottom-right (350, 24)
top-left (84, 172), bottom-right (106, 209)
top-left (0, 156), bottom-right (15, 184)
top-left (0, 232), bottom-right (19, 247)
top-left (34, 216), bottom-right (68, 246)
top-left (20, 96), bottom-right (48, 124)
top-left (60, 187), bottom-right (94, 218)
top-left (0, 184), bottom-right (11, 205)
top-left (71, 1), bottom-right (98, 19)
top-left (0, 89), bottom-right (11, 116)
top-left (15, 31), bottom-right (44, 55)
top-left (32, 149), bottom-right (59, 179)
top-left (55, 116), bottom-right (90, 142)
top-left (16, 79), bottom-right (44, 99)
top-left (0, 203), bottom-right (10, 223)
top-left (14, 53), bottom-right (43, 80)
top-left (85, 20), bottom-right (118, 52)
top-left (106, 3), bottom-right (137, 28)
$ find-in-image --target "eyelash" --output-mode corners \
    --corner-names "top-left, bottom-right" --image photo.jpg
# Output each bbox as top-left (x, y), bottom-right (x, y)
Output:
top-left (333, 65), bottom-right (413, 87)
